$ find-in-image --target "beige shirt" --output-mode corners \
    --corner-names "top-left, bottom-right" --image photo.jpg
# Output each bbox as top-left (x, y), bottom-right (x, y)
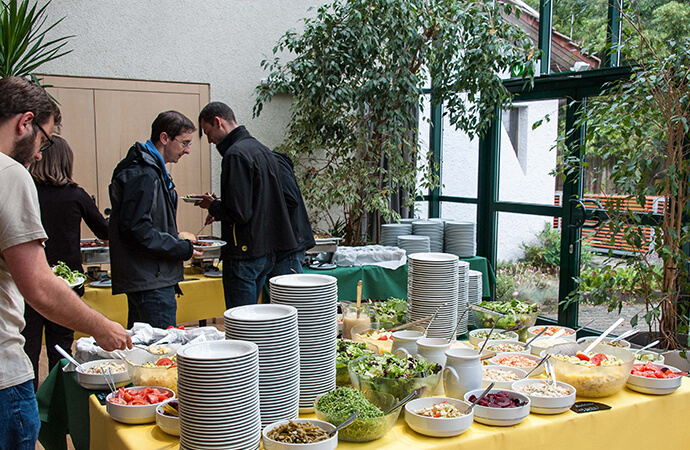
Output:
top-left (0, 152), bottom-right (47, 389)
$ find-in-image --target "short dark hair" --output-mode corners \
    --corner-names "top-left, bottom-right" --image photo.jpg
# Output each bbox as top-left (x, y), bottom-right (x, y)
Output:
top-left (0, 76), bottom-right (61, 128)
top-left (198, 102), bottom-right (236, 126)
top-left (150, 110), bottom-right (196, 143)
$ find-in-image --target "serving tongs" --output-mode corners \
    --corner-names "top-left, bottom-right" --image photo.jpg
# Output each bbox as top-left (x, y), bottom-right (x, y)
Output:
top-left (105, 368), bottom-right (118, 394)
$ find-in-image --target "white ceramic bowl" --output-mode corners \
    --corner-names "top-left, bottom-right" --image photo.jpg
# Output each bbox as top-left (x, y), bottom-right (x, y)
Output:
top-left (106, 386), bottom-right (175, 424)
top-left (633, 350), bottom-right (665, 364)
top-left (463, 388), bottom-right (531, 426)
top-left (481, 366), bottom-right (527, 390)
top-left (527, 326), bottom-right (577, 341)
top-left (529, 337), bottom-right (575, 356)
top-left (487, 352), bottom-right (544, 377)
top-left (511, 379), bottom-right (576, 414)
top-left (577, 336), bottom-right (631, 349)
top-left (262, 419), bottom-right (338, 450)
top-left (469, 329), bottom-right (519, 347)
top-left (404, 397), bottom-right (474, 437)
top-left (626, 363), bottom-right (683, 395)
top-left (480, 340), bottom-right (530, 357)
top-left (155, 399), bottom-right (179, 436)
top-left (75, 359), bottom-right (130, 390)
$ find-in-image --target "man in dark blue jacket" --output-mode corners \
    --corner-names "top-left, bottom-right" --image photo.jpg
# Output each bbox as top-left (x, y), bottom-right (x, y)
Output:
top-left (196, 102), bottom-right (298, 309)
top-left (109, 111), bottom-right (202, 328)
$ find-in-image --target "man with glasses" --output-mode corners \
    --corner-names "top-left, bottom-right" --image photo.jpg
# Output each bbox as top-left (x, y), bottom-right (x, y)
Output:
top-left (109, 110), bottom-right (202, 329)
top-left (0, 77), bottom-right (132, 450)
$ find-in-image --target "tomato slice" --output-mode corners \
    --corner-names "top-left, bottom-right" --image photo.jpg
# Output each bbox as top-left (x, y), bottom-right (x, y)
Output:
top-left (156, 357), bottom-right (173, 367)
top-left (108, 397), bottom-right (126, 405)
top-left (575, 352), bottom-right (590, 362)
top-left (129, 399), bottom-right (148, 406)
top-left (590, 354), bottom-right (608, 366)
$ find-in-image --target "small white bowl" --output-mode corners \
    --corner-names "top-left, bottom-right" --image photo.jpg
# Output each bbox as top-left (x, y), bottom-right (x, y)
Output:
top-left (404, 397), bottom-right (473, 437)
top-left (577, 336), bottom-right (631, 349)
top-left (633, 350), bottom-right (665, 364)
top-left (527, 326), bottom-right (577, 341)
top-left (626, 363), bottom-right (683, 395)
top-left (262, 419), bottom-right (338, 450)
top-left (480, 340), bottom-right (530, 357)
top-left (75, 359), bottom-right (130, 390)
top-left (106, 386), bottom-right (175, 424)
top-left (155, 399), bottom-right (179, 436)
top-left (469, 329), bottom-right (519, 347)
top-left (511, 379), bottom-right (576, 414)
top-left (463, 388), bottom-right (531, 426)
top-left (529, 337), bottom-right (575, 356)
top-left (487, 353), bottom-right (544, 377)
top-left (482, 366), bottom-right (527, 390)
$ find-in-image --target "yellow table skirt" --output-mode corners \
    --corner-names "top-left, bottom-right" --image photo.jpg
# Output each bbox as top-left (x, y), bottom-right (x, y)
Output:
top-left (89, 380), bottom-right (690, 450)
top-left (77, 268), bottom-right (225, 338)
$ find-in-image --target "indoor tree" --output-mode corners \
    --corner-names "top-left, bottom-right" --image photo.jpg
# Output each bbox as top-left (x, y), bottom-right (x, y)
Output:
top-left (254, 0), bottom-right (537, 244)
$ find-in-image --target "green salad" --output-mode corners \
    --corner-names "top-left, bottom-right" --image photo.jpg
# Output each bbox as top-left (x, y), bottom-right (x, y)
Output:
top-left (336, 340), bottom-right (376, 386)
top-left (52, 261), bottom-right (83, 285)
top-left (315, 387), bottom-right (393, 442)
top-left (370, 297), bottom-right (407, 325)
top-left (476, 299), bottom-right (538, 332)
top-left (349, 353), bottom-right (441, 399)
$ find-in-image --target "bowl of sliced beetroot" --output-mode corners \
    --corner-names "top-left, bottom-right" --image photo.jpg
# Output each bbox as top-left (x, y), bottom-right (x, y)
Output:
top-left (463, 388), bottom-right (530, 426)
top-left (626, 362), bottom-right (686, 395)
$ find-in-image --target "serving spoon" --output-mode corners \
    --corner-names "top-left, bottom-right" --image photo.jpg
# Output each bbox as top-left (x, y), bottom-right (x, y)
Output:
top-left (54, 344), bottom-right (86, 371)
top-left (522, 354), bottom-right (551, 379)
top-left (463, 382), bottom-right (495, 415)
top-left (385, 388), bottom-right (421, 415)
top-left (610, 328), bottom-right (638, 343)
top-left (525, 327), bottom-right (548, 346)
top-left (328, 411), bottom-right (359, 437)
top-left (635, 339), bottom-right (661, 354)
top-left (583, 317), bottom-right (624, 354)
top-left (478, 313), bottom-right (507, 355)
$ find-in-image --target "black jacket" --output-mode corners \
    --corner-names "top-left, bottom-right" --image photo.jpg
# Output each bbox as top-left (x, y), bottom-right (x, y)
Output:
top-left (208, 126), bottom-right (298, 260)
top-left (108, 143), bottom-right (193, 294)
top-left (273, 152), bottom-right (315, 253)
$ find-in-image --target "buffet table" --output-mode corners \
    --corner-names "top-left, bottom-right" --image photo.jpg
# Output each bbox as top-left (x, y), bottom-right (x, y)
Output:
top-left (85, 380), bottom-right (690, 450)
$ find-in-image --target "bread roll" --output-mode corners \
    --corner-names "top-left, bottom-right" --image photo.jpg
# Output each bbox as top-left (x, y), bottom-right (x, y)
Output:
top-left (179, 231), bottom-right (197, 242)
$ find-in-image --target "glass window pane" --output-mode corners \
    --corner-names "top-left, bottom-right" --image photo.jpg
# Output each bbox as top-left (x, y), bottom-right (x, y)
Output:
top-left (439, 116), bottom-right (479, 199)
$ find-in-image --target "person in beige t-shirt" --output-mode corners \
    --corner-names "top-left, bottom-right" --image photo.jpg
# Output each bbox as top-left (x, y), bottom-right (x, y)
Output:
top-left (0, 76), bottom-right (132, 450)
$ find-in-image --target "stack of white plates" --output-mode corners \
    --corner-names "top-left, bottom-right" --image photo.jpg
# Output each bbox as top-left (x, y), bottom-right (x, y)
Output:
top-left (398, 235), bottom-right (430, 255)
top-left (468, 270), bottom-right (483, 326)
top-left (412, 221), bottom-right (445, 252)
top-left (177, 340), bottom-right (261, 450)
top-left (456, 261), bottom-right (470, 336)
top-left (445, 221), bottom-right (476, 257)
top-left (269, 274), bottom-right (338, 411)
top-left (407, 253), bottom-right (459, 339)
top-left (381, 223), bottom-right (413, 247)
top-left (224, 304), bottom-right (300, 427)
top-left (400, 218), bottom-right (417, 224)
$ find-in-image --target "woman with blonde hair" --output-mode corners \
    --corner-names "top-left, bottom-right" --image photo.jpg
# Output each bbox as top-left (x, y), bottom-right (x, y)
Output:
top-left (24, 135), bottom-right (109, 390)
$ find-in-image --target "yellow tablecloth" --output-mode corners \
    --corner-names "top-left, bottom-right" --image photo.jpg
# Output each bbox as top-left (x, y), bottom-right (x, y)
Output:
top-left (77, 269), bottom-right (225, 338)
top-left (89, 380), bottom-right (690, 450)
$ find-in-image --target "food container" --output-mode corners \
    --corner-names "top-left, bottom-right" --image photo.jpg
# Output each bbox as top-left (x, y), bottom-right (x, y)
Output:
top-left (341, 302), bottom-right (373, 340)
top-left (482, 366), bottom-right (527, 390)
top-left (511, 379), bottom-right (576, 414)
top-left (626, 363), bottom-right (683, 395)
top-left (106, 386), bottom-right (175, 424)
top-left (351, 322), bottom-right (395, 353)
top-left (348, 354), bottom-right (442, 399)
top-left (487, 352), bottom-right (544, 377)
top-left (463, 388), bottom-right (531, 426)
top-left (529, 336), bottom-right (574, 356)
top-left (155, 399), bottom-right (180, 436)
top-left (314, 390), bottom-right (400, 442)
top-left (480, 340), bottom-right (530, 357)
top-left (546, 342), bottom-right (634, 398)
top-left (122, 349), bottom-right (178, 393)
top-left (633, 349), bottom-right (665, 364)
top-left (404, 397), bottom-right (473, 437)
top-left (468, 328), bottom-right (519, 347)
top-left (526, 326), bottom-right (577, 341)
top-left (576, 336), bottom-right (631, 349)
top-left (473, 308), bottom-right (538, 341)
top-left (336, 340), bottom-right (378, 387)
top-left (262, 419), bottom-right (338, 449)
top-left (75, 358), bottom-right (130, 390)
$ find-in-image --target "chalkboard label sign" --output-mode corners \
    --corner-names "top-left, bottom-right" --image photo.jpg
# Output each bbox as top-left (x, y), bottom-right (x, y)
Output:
top-left (571, 401), bottom-right (612, 414)
top-left (95, 392), bottom-right (109, 406)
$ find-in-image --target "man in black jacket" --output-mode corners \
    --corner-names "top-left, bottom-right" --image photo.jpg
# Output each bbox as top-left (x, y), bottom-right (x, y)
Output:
top-left (109, 111), bottom-right (202, 328)
top-left (196, 102), bottom-right (298, 309)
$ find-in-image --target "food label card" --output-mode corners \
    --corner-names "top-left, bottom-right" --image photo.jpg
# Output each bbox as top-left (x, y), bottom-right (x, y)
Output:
top-left (570, 401), bottom-right (612, 414)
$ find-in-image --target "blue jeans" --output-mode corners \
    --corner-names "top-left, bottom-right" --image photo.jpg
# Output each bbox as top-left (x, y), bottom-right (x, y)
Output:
top-left (0, 380), bottom-right (40, 450)
top-left (126, 286), bottom-right (177, 329)
top-left (222, 254), bottom-right (275, 309)
top-left (270, 250), bottom-right (305, 278)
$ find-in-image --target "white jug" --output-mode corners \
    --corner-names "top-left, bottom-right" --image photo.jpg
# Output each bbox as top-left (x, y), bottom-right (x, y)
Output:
top-left (391, 330), bottom-right (424, 357)
top-left (416, 337), bottom-right (451, 367)
top-left (443, 348), bottom-right (482, 399)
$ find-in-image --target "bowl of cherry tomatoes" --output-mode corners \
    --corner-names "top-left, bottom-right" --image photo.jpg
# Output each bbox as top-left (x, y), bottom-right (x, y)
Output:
top-left (106, 386), bottom-right (175, 424)
top-left (627, 362), bottom-right (686, 395)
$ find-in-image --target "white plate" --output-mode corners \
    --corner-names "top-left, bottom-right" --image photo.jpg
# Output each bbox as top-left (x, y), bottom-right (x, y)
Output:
top-left (181, 196), bottom-right (202, 203)
top-left (193, 239), bottom-right (226, 251)
top-left (224, 304), bottom-right (297, 322)
top-left (64, 276), bottom-right (86, 288)
top-left (178, 340), bottom-right (257, 361)
top-left (269, 274), bottom-right (337, 288)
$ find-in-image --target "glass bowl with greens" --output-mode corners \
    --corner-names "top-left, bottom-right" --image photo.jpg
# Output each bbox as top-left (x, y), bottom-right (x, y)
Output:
top-left (336, 340), bottom-right (379, 386)
top-left (314, 387), bottom-right (401, 442)
top-left (370, 297), bottom-right (407, 326)
top-left (348, 353), bottom-right (442, 400)
top-left (473, 299), bottom-right (539, 341)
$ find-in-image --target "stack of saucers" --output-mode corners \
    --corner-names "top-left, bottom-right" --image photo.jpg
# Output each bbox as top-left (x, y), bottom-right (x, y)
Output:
top-left (269, 274), bottom-right (337, 412)
top-left (224, 304), bottom-right (300, 427)
top-left (177, 340), bottom-right (261, 450)
top-left (381, 223), bottom-right (413, 247)
top-left (445, 221), bottom-right (476, 257)
top-left (407, 253), bottom-right (459, 339)
top-left (412, 221), bottom-right (445, 252)
top-left (397, 235), bottom-right (431, 255)
top-left (468, 270), bottom-right (483, 326)
top-left (456, 261), bottom-right (470, 336)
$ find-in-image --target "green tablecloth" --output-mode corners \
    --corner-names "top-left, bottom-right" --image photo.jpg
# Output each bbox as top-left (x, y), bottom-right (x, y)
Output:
top-left (302, 256), bottom-right (494, 300)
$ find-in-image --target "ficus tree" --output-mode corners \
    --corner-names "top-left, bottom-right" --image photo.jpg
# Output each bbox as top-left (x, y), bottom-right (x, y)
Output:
top-left (254, 0), bottom-right (537, 244)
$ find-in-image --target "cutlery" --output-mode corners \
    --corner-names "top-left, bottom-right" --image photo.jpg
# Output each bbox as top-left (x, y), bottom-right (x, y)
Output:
top-left (635, 340), bottom-right (661, 354)
top-left (573, 319), bottom-right (596, 334)
top-left (105, 368), bottom-right (117, 394)
top-left (387, 315), bottom-right (433, 332)
top-left (583, 317), bottom-right (624, 354)
top-left (424, 303), bottom-right (450, 337)
top-left (385, 388), bottom-right (420, 414)
top-left (478, 313), bottom-right (506, 355)
top-left (463, 382), bottom-right (495, 415)
top-left (448, 307), bottom-right (472, 341)
top-left (610, 328), bottom-right (638, 343)
top-left (328, 411), bottom-right (359, 437)
top-left (522, 354), bottom-right (550, 378)
top-left (525, 327), bottom-right (548, 346)
top-left (54, 345), bottom-right (86, 371)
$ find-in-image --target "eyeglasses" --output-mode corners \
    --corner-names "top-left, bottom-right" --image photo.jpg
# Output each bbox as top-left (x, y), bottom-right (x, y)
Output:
top-left (174, 137), bottom-right (192, 148)
top-left (35, 123), bottom-right (54, 152)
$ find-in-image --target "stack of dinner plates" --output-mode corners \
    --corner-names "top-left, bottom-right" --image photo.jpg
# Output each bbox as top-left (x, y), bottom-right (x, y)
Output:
top-left (269, 274), bottom-right (337, 412)
top-left (397, 235), bottom-right (431, 255)
top-left (412, 221), bottom-right (445, 252)
top-left (444, 221), bottom-right (476, 257)
top-left (468, 270), bottom-right (483, 326)
top-left (381, 223), bottom-right (413, 247)
top-left (177, 340), bottom-right (261, 450)
top-left (456, 261), bottom-right (470, 336)
top-left (224, 304), bottom-right (300, 427)
top-left (400, 218), bottom-right (417, 224)
top-left (407, 253), bottom-right (459, 339)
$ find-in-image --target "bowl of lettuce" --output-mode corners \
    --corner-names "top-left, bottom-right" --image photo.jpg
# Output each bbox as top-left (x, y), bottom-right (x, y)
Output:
top-left (348, 353), bottom-right (442, 400)
top-left (336, 340), bottom-right (378, 386)
top-left (314, 387), bottom-right (400, 442)
top-left (370, 297), bottom-right (407, 326)
top-left (473, 299), bottom-right (539, 341)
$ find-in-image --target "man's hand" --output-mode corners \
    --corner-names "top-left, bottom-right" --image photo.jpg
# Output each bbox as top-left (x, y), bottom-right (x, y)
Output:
top-left (93, 321), bottom-right (133, 351)
top-left (204, 214), bottom-right (216, 226)
top-left (192, 249), bottom-right (204, 258)
top-left (195, 193), bottom-right (218, 209)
